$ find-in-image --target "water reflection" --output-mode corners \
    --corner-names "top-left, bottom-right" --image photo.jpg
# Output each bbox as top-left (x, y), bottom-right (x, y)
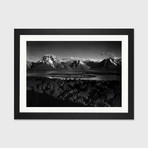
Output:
top-left (27, 72), bottom-right (120, 81)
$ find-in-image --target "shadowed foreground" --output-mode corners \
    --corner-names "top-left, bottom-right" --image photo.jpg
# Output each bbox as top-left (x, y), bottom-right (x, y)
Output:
top-left (27, 77), bottom-right (121, 107)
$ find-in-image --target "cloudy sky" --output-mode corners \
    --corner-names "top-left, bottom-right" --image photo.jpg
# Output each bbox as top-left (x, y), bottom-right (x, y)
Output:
top-left (27, 41), bottom-right (121, 62)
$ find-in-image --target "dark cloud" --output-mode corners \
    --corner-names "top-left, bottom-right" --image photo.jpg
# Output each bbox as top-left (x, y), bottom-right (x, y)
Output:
top-left (27, 41), bottom-right (121, 62)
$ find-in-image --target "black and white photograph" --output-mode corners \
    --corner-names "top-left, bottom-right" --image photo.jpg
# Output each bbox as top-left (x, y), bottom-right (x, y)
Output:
top-left (14, 29), bottom-right (134, 119)
top-left (27, 41), bottom-right (122, 107)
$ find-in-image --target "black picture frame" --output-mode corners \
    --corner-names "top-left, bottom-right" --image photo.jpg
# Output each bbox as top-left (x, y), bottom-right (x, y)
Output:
top-left (14, 29), bottom-right (134, 119)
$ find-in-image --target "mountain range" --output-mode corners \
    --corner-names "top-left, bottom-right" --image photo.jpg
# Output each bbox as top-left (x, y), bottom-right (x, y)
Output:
top-left (27, 54), bottom-right (121, 72)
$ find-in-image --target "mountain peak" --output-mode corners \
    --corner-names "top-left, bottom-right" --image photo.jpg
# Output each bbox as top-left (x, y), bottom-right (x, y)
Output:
top-left (101, 57), bottom-right (119, 67)
top-left (42, 54), bottom-right (56, 59)
top-left (27, 54), bottom-right (121, 72)
top-left (37, 54), bottom-right (58, 68)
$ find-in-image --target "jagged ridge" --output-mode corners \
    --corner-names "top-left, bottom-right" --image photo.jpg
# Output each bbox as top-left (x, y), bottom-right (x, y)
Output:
top-left (27, 54), bottom-right (121, 71)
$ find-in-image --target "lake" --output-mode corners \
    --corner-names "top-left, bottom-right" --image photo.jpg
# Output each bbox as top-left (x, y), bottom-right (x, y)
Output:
top-left (27, 71), bottom-right (121, 81)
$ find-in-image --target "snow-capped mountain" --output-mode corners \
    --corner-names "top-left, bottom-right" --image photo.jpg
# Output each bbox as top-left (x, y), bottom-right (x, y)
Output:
top-left (82, 57), bottom-right (121, 71)
top-left (37, 54), bottom-right (57, 68)
top-left (27, 54), bottom-right (90, 71)
top-left (97, 57), bottom-right (121, 71)
top-left (37, 54), bottom-right (63, 68)
top-left (29, 55), bottom-right (63, 71)
top-left (27, 54), bottom-right (121, 72)
top-left (69, 59), bottom-right (90, 70)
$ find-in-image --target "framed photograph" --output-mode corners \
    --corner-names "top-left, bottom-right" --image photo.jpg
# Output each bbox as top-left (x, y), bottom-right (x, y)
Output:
top-left (14, 29), bottom-right (134, 119)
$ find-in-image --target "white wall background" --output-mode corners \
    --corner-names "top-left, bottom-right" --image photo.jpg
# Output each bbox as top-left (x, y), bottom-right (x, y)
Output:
top-left (0, 0), bottom-right (147, 148)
